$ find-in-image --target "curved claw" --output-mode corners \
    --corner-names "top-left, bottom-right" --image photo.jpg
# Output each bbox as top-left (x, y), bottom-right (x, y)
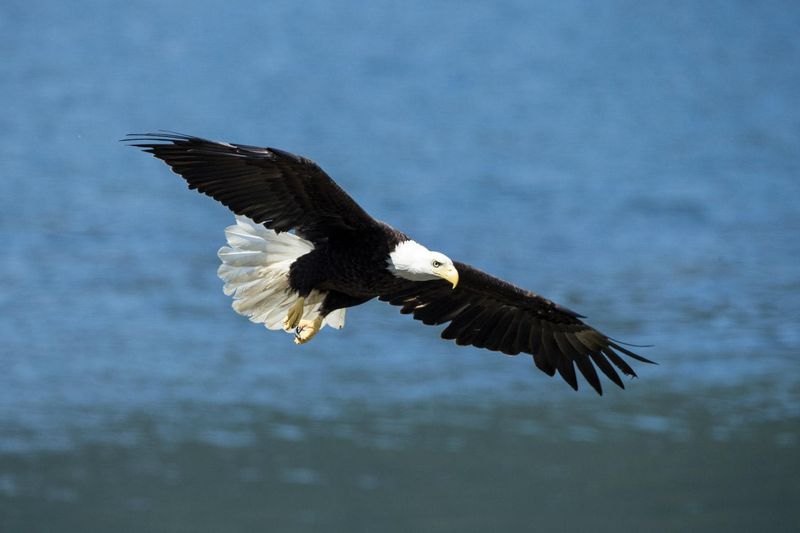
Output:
top-left (293, 316), bottom-right (323, 345)
top-left (283, 298), bottom-right (305, 332)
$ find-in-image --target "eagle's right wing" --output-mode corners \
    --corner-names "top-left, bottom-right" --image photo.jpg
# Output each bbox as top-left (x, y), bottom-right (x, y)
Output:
top-left (380, 261), bottom-right (655, 395)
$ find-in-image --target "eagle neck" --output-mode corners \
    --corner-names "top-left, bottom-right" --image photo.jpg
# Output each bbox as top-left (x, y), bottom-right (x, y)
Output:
top-left (386, 239), bottom-right (437, 281)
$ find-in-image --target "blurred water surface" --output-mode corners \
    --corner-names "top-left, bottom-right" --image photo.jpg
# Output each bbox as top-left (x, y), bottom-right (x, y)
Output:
top-left (1, 0), bottom-right (798, 531)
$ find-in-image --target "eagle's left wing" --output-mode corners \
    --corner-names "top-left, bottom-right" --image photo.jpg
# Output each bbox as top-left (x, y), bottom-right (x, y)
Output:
top-left (125, 132), bottom-right (379, 243)
top-left (379, 261), bottom-right (654, 395)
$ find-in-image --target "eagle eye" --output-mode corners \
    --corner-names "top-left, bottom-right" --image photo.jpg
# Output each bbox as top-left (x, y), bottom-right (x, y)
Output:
top-left (432, 260), bottom-right (442, 268)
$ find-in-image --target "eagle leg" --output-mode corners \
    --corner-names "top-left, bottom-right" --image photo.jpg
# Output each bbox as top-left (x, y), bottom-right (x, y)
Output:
top-left (283, 297), bottom-right (306, 332)
top-left (294, 316), bottom-right (324, 345)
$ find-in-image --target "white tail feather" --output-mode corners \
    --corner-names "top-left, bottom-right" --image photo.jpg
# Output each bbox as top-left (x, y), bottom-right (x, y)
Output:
top-left (217, 216), bottom-right (346, 332)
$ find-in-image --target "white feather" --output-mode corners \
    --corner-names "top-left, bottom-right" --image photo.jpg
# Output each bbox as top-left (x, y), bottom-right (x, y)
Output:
top-left (387, 240), bottom-right (452, 281)
top-left (217, 216), bottom-right (347, 333)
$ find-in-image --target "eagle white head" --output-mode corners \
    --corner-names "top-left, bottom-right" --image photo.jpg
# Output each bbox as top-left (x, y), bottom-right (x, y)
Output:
top-left (387, 240), bottom-right (459, 288)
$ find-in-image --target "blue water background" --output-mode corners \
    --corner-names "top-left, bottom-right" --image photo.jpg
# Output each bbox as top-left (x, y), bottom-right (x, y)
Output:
top-left (1, 1), bottom-right (798, 531)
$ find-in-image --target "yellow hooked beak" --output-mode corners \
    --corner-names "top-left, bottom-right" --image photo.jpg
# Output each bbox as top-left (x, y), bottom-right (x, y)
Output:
top-left (439, 267), bottom-right (459, 289)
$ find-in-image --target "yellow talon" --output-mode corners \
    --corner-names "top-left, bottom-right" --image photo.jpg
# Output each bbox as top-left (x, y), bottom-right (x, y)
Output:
top-left (283, 297), bottom-right (305, 332)
top-left (293, 316), bottom-right (324, 345)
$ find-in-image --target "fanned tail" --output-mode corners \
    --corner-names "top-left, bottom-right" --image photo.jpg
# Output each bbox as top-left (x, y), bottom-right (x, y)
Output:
top-left (216, 216), bottom-right (345, 332)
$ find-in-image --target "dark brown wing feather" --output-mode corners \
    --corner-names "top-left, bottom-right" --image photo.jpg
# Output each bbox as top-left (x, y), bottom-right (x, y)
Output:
top-left (379, 261), bottom-right (655, 395)
top-left (125, 132), bottom-right (377, 242)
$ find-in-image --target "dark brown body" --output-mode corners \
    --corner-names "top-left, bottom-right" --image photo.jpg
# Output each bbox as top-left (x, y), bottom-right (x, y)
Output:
top-left (289, 222), bottom-right (410, 315)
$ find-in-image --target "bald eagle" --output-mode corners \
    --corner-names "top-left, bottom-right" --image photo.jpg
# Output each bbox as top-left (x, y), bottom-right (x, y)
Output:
top-left (126, 133), bottom-right (654, 395)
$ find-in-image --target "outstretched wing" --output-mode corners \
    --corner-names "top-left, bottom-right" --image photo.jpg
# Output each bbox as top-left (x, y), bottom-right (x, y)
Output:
top-left (379, 261), bottom-right (654, 395)
top-left (125, 132), bottom-right (378, 242)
